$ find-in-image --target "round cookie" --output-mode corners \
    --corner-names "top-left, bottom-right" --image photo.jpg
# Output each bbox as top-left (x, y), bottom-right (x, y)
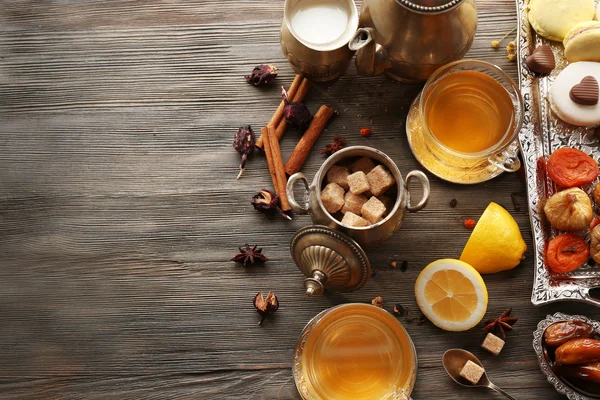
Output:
top-left (597, 2), bottom-right (600, 21)
top-left (549, 62), bottom-right (600, 126)
top-left (528, 0), bottom-right (595, 41)
top-left (564, 21), bottom-right (600, 62)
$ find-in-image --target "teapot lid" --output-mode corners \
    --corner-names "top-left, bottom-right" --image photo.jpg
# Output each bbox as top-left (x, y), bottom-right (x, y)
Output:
top-left (397, 0), bottom-right (464, 13)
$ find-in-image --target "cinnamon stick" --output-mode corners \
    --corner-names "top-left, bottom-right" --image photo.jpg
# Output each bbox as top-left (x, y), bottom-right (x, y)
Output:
top-left (261, 126), bottom-right (279, 196)
top-left (285, 105), bottom-right (336, 176)
top-left (274, 77), bottom-right (311, 140)
top-left (266, 125), bottom-right (291, 211)
top-left (256, 75), bottom-right (303, 149)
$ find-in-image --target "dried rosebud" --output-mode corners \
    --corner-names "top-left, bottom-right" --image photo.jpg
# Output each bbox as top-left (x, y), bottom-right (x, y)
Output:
top-left (371, 296), bottom-right (384, 308)
top-left (245, 64), bottom-right (278, 86)
top-left (254, 290), bottom-right (279, 324)
top-left (233, 125), bottom-right (255, 179)
top-left (232, 244), bottom-right (268, 266)
top-left (282, 87), bottom-right (312, 129)
top-left (251, 189), bottom-right (292, 220)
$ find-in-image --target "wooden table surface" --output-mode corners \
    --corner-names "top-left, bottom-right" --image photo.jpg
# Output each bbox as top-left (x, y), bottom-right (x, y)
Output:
top-left (2, 1), bottom-right (599, 399)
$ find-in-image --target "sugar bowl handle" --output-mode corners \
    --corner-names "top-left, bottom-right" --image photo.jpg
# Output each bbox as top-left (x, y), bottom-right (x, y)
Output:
top-left (405, 170), bottom-right (430, 213)
top-left (287, 172), bottom-right (312, 215)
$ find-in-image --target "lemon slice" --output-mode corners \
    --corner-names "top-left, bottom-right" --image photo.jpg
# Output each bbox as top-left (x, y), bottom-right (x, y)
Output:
top-left (460, 202), bottom-right (527, 274)
top-left (415, 259), bottom-right (488, 332)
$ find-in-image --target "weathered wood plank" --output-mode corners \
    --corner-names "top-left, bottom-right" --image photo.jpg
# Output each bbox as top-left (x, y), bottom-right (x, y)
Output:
top-left (0, 0), bottom-right (597, 399)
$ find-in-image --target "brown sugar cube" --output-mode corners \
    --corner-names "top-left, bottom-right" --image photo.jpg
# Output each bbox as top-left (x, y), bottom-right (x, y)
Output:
top-left (347, 171), bottom-right (370, 195)
top-left (361, 196), bottom-right (386, 224)
top-left (326, 165), bottom-right (350, 190)
top-left (481, 333), bottom-right (505, 355)
top-left (459, 360), bottom-right (485, 385)
top-left (351, 157), bottom-right (376, 174)
top-left (321, 183), bottom-right (345, 214)
top-left (341, 192), bottom-right (368, 215)
top-left (341, 212), bottom-right (370, 227)
top-left (366, 165), bottom-right (394, 196)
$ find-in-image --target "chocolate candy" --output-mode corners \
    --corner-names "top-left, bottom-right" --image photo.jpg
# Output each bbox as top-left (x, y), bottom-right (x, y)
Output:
top-left (526, 45), bottom-right (556, 74)
top-left (570, 76), bottom-right (599, 106)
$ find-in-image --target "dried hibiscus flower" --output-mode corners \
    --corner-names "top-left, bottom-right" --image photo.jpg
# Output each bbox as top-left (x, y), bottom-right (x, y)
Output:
top-left (232, 244), bottom-right (268, 266)
top-left (233, 125), bottom-right (255, 179)
top-left (251, 189), bottom-right (292, 220)
top-left (254, 290), bottom-right (279, 324)
top-left (282, 87), bottom-right (312, 129)
top-left (322, 133), bottom-right (346, 156)
top-left (245, 64), bottom-right (278, 86)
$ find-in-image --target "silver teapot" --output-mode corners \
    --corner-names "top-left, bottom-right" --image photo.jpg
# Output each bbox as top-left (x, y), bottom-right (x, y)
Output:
top-left (349, 0), bottom-right (478, 82)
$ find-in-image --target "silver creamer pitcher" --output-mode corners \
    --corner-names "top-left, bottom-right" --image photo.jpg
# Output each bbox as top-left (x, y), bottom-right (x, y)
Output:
top-left (349, 0), bottom-right (478, 82)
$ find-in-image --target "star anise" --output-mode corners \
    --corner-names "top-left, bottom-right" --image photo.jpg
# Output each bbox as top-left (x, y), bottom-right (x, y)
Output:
top-left (232, 244), bottom-right (268, 266)
top-left (321, 133), bottom-right (346, 156)
top-left (483, 308), bottom-right (518, 339)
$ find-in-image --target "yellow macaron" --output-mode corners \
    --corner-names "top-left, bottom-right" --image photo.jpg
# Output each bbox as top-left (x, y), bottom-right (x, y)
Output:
top-left (528, 0), bottom-right (595, 41)
top-left (564, 21), bottom-right (600, 62)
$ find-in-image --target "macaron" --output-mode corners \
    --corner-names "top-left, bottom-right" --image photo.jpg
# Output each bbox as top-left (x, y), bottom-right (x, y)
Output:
top-left (550, 62), bottom-right (600, 126)
top-left (528, 0), bottom-right (595, 41)
top-left (597, 2), bottom-right (600, 20)
top-left (564, 21), bottom-right (600, 62)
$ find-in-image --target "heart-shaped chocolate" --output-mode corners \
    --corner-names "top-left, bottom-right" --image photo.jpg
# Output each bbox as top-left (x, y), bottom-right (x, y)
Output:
top-left (526, 45), bottom-right (555, 74)
top-left (570, 76), bottom-right (599, 106)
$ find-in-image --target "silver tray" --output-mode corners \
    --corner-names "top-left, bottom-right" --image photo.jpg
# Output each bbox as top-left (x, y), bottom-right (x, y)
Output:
top-left (516, 0), bottom-right (600, 307)
top-left (533, 312), bottom-right (600, 400)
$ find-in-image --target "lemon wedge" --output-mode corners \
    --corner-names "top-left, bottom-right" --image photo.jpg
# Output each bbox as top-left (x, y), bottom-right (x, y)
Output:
top-left (460, 202), bottom-right (527, 274)
top-left (415, 259), bottom-right (488, 331)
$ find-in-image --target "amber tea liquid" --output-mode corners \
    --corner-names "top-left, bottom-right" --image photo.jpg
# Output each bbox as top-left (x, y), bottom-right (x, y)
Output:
top-left (300, 304), bottom-right (415, 399)
top-left (424, 70), bottom-right (514, 154)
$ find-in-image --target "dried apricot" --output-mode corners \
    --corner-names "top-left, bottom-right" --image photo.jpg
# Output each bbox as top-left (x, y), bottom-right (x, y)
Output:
top-left (546, 233), bottom-right (589, 273)
top-left (547, 148), bottom-right (598, 187)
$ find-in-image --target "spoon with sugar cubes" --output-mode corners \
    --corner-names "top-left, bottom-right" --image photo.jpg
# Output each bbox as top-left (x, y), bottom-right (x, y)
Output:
top-left (442, 349), bottom-right (517, 399)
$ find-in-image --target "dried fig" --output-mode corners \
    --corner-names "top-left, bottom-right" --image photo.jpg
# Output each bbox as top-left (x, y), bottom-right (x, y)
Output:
top-left (591, 225), bottom-right (600, 264)
top-left (595, 182), bottom-right (600, 205)
top-left (544, 188), bottom-right (593, 231)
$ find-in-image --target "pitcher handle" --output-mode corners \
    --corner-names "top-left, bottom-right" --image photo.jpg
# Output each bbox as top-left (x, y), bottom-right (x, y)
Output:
top-left (348, 28), bottom-right (390, 77)
top-left (405, 171), bottom-right (430, 213)
top-left (488, 140), bottom-right (521, 173)
top-left (287, 172), bottom-right (312, 215)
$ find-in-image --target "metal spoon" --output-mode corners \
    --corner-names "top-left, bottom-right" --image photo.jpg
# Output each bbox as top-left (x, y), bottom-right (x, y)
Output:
top-left (442, 348), bottom-right (517, 400)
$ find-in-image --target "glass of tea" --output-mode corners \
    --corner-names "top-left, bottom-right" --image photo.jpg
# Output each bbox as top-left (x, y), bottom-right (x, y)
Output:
top-left (293, 303), bottom-right (417, 400)
top-left (406, 60), bottom-right (523, 184)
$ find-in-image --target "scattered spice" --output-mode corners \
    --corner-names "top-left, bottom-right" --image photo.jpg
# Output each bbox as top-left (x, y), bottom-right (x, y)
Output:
top-left (371, 269), bottom-right (377, 278)
top-left (390, 261), bottom-right (397, 268)
top-left (449, 198), bottom-right (458, 208)
top-left (405, 308), bottom-right (415, 323)
top-left (233, 125), bottom-right (255, 179)
top-left (416, 314), bottom-right (428, 326)
top-left (483, 308), bottom-right (518, 339)
top-left (561, 247), bottom-right (578, 254)
top-left (245, 64), bottom-right (278, 86)
top-left (464, 219), bottom-right (477, 229)
top-left (232, 244), bottom-right (268, 266)
top-left (360, 128), bottom-right (372, 137)
top-left (251, 189), bottom-right (292, 220)
top-left (371, 296), bottom-right (384, 308)
top-left (401, 260), bottom-right (408, 272)
top-left (254, 291), bottom-right (279, 324)
top-left (510, 192), bottom-right (522, 211)
top-left (282, 87), bottom-right (312, 129)
top-left (393, 303), bottom-right (405, 316)
top-left (322, 133), bottom-right (347, 156)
